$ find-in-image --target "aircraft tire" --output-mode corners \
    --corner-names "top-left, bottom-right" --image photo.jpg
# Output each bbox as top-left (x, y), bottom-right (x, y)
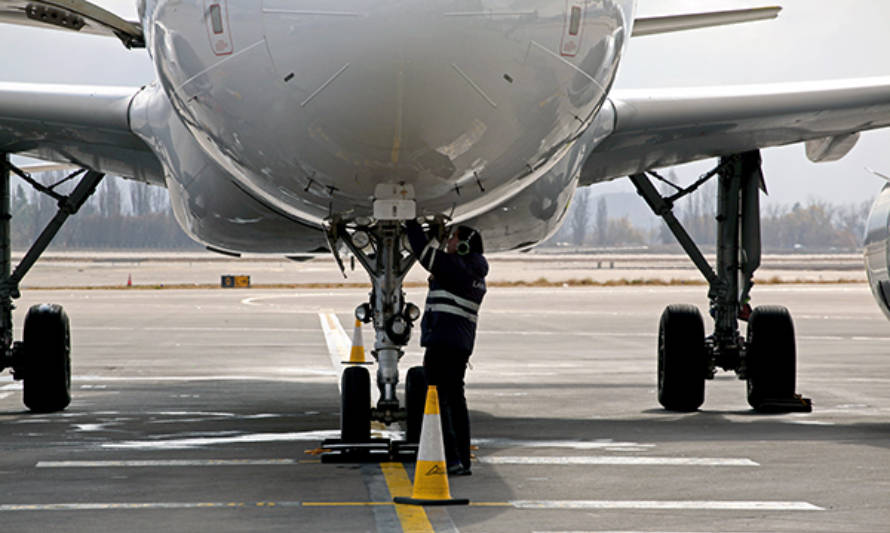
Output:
top-left (340, 366), bottom-right (371, 442)
top-left (657, 304), bottom-right (706, 411)
top-left (745, 305), bottom-right (796, 410)
top-left (405, 366), bottom-right (427, 443)
top-left (22, 304), bottom-right (71, 413)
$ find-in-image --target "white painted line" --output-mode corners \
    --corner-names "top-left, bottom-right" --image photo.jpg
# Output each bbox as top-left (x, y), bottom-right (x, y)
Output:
top-left (318, 312), bottom-right (380, 405)
top-left (511, 500), bottom-right (823, 511)
top-left (807, 377), bottom-right (890, 384)
top-left (81, 326), bottom-right (317, 332)
top-left (101, 429), bottom-right (403, 449)
top-left (0, 500), bottom-right (823, 513)
top-left (37, 459), bottom-right (297, 468)
top-left (473, 438), bottom-right (655, 450)
top-left (0, 502), bottom-right (300, 512)
top-left (0, 392), bottom-right (12, 400)
top-left (482, 329), bottom-right (650, 337)
top-left (79, 343), bottom-right (318, 348)
top-left (786, 420), bottom-right (836, 426)
top-left (479, 456), bottom-right (758, 466)
top-left (1, 383), bottom-right (22, 391)
top-left (319, 312), bottom-right (350, 387)
top-left (68, 373), bottom-right (335, 382)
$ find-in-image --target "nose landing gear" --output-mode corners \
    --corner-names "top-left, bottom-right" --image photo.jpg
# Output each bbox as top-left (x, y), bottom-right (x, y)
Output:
top-left (322, 218), bottom-right (424, 460)
top-left (632, 151), bottom-right (811, 413)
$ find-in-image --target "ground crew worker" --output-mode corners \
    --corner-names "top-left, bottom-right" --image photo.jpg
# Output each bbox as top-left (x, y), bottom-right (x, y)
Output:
top-left (405, 219), bottom-right (488, 476)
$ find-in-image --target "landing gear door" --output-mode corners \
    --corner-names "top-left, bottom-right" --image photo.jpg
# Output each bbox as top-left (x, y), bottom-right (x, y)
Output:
top-left (204, 0), bottom-right (233, 56)
top-left (560, 1), bottom-right (586, 57)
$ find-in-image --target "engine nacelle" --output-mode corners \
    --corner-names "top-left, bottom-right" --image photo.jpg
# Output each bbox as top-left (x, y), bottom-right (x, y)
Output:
top-left (864, 184), bottom-right (890, 320)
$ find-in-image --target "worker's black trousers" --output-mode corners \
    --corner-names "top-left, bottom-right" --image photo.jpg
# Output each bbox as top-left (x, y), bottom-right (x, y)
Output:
top-left (423, 346), bottom-right (472, 469)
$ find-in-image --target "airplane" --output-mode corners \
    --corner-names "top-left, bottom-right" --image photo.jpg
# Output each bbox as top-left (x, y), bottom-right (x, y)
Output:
top-left (0, 0), bottom-right (889, 444)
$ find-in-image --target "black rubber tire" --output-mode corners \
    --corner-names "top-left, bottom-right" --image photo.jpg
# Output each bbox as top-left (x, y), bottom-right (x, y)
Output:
top-left (745, 305), bottom-right (796, 410)
top-left (22, 304), bottom-right (71, 413)
top-left (405, 366), bottom-right (427, 443)
top-left (657, 304), bottom-right (707, 411)
top-left (340, 366), bottom-right (371, 442)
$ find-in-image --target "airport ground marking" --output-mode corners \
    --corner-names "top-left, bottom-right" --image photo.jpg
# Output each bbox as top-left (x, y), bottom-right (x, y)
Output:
top-left (478, 456), bottom-right (758, 466)
top-left (318, 311), bottom-right (351, 387)
top-left (380, 461), bottom-right (436, 533)
top-left (36, 455), bottom-right (757, 469)
top-left (318, 311), bottom-right (380, 404)
top-left (0, 499), bottom-right (823, 512)
top-left (37, 459), bottom-right (299, 468)
top-left (510, 500), bottom-right (823, 511)
top-left (302, 502), bottom-right (394, 507)
top-left (0, 502), bottom-right (297, 511)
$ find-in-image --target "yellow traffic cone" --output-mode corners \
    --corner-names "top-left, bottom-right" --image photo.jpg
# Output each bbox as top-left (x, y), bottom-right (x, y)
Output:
top-left (393, 386), bottom-right (469, 506)
top-left (344, 319), bottom-right (371, 364)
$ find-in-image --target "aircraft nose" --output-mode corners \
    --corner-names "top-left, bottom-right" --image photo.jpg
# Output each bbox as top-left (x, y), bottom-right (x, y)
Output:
top-left (259, 1), bottom-right (614, 203)
top-left (263, 2), bottom-right (512, 177)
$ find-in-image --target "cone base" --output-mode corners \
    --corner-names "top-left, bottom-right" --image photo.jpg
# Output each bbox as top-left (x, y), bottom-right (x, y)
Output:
top-left (393, 496), bottom-right (469, 506)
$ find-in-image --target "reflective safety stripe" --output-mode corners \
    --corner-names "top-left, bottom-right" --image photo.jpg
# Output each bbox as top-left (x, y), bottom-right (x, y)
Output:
top-left (428, 290), bottom-right (480, 312)
top-left (426, 304), bottom-right (478, 323)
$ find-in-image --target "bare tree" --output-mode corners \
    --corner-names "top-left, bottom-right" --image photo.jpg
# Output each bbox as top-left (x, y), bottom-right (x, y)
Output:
top-left (569, 187), bottom-right (592, 245)
top-left (595, 195), bottom-right (608, 245)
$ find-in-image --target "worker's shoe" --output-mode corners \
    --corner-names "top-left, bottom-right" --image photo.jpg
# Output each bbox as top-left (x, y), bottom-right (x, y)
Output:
top-left (447, 463), bottom-right (472, 476)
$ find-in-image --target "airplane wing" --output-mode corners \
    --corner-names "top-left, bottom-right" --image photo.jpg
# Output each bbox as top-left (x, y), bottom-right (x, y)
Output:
top-left (0, 82), bottom-right (164, 185)
top-left (0, 0), bottom-right (144, 48)
top-left (632, 7), bottom-right (781, 37)
top-left (581, 77), bottom-right (890, 184)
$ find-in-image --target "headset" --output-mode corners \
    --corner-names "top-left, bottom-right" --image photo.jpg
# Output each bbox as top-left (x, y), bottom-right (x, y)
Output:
top-left (455, 228), bottom-right (478, 256)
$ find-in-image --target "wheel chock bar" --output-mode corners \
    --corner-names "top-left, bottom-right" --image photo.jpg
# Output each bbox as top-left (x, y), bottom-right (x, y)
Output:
top-left (320, 438), bottom-right (418, 464)
top-left (755, 395), bottom-right (813, 413)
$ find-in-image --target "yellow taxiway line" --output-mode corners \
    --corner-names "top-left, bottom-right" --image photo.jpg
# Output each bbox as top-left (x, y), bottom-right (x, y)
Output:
top-left (380, 462), bottom-right (435, 532)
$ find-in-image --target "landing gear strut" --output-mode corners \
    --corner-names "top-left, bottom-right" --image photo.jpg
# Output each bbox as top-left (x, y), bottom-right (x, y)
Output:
top-left (0, 154), bottom-right (104, 412)
top-left (631, 151), bottom-right (811, 412)
top-left (326, 218), bottom-right (422, 447)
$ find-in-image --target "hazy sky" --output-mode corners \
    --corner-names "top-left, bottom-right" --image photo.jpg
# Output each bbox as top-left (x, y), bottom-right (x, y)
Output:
top-left (1, 0), bottom-right (889, 207)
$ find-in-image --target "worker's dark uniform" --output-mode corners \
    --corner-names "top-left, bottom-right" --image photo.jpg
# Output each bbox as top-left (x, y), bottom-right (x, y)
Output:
top-left (405, 220), bottom-right (488, 470)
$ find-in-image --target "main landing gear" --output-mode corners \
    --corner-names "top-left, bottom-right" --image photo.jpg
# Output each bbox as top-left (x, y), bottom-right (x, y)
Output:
top-left (321, 218), bottom-right (426, 460)
top-left (631, 151), bottom-right (811, 413)
top-left (0, 154), bottom-right (104, 412)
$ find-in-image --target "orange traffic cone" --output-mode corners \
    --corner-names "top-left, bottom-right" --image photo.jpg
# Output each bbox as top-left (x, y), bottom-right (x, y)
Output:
top-left (343, 319), bottom-right (371, 364)
top-left (393, 386), bottom-right (469, 506)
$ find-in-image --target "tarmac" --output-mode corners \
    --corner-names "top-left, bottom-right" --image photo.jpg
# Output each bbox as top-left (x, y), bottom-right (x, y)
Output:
top-left (0, 254), bottom-right (888, 532)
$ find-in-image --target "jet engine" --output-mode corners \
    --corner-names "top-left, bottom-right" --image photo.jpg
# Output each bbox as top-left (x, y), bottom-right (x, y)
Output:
top-left (864, 184), bottom-right (890, 320)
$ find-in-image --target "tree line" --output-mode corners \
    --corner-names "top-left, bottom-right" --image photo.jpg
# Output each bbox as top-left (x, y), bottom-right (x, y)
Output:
top-left (10, 171), bottom-right (873, 252)
top-left (547, 181), bottom-right (872, 252)
top-left (12, 172), bottom-right (198, 250)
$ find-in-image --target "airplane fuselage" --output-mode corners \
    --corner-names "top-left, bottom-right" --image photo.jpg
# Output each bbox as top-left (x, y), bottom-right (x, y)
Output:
top-left (131, 0), bottom-right (633, 253)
